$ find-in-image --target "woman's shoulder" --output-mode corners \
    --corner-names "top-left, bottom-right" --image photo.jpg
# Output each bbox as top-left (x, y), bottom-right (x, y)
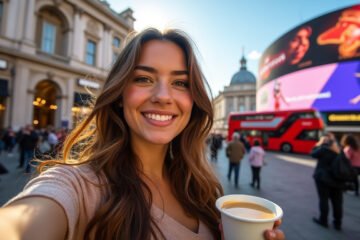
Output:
top-left (38, 164), bottom-right (100, 184)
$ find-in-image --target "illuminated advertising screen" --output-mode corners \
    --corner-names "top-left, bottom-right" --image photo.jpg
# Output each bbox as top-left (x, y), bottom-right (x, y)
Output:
top-left (258, 4), bottom-right (360, 87)
top-left (257, 60), bottom-right (360, 112)
top-left (257, 4), bottom-right (360, 114)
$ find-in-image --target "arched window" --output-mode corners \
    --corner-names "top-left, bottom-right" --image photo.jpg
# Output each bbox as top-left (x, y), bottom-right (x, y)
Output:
top-left (36, 7), bottom-right (68, 57)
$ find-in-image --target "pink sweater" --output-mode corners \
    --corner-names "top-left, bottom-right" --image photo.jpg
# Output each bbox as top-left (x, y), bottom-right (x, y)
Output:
top-left (5, 165), bottom-right (214, 240)
top-left (248, 146), bottom-right (265, 167)
top-left (344, 146), bottom-right (360, 167)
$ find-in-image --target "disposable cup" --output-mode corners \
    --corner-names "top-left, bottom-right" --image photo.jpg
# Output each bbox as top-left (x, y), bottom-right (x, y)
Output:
top-left (216, 194), bottom-right (283, 240)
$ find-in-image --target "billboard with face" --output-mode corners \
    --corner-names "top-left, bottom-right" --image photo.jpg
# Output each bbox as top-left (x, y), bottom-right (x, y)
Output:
top-left (257, 4), bottom-right (360, 113)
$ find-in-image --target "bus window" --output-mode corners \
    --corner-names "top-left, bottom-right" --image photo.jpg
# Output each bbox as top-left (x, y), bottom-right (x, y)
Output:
top-left (296, 130), bottom-right (321, 141)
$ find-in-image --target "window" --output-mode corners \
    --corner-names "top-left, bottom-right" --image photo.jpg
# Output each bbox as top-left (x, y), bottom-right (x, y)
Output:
top-left (113, 37), bottom-right (121, 48)
top-left (41, 21), bottom-right (56, 54)
top-left (0, 2), bottom-right (3, 32)
top-left (86, 40), bottom-right (96, 65)
top-left (112, 52), bottom-right (119, 63)
top-left (296, 130), bottom-right (321, 141)
top-left (112, 37), bottom-right (121, 64)
top-left (239, 105), bottom-right (245, 112)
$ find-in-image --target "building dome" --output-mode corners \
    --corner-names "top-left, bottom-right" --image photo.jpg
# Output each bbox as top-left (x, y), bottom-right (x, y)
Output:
top-left (230, 55), bottom-right (256, 85)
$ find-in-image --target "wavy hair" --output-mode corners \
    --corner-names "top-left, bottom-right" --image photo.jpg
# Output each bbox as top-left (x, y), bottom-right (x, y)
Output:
top-left (39, 28), bottom-right (223, 239)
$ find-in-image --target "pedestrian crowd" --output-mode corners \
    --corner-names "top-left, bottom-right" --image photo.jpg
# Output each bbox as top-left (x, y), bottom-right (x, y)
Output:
top-left (207, 130), bottom-right (360, 234)
top-left (0, 125), bottom-right (69, 174)
top-left (311, 132), bottom-right (360, 231)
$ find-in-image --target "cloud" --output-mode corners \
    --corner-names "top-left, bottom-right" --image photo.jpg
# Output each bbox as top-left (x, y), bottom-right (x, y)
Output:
top-left (247, 50), bottom-right (262, 60)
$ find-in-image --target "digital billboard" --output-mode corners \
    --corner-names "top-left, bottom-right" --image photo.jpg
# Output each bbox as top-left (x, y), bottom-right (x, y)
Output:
top-left (258, 4), bottom-right (360, 87)
top-left (257, 60), bottom-right (360, 112)
top-left (257, 4), bottom-right (360, 113)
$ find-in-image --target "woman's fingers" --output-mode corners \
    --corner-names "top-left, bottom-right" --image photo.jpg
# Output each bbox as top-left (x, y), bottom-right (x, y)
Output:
top-left (273, 219), bottom-right (282, 229)
top-left (219, 223), bottom-right (224, 240)
top-left (264, 229), bottom-right (285, 240)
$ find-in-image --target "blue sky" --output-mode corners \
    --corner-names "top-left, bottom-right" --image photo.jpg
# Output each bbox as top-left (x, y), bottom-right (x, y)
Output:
top-left (107, 0), bottom-right (359, 96)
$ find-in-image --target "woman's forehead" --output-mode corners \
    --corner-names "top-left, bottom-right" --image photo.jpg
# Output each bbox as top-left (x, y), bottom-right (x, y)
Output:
top-left (138, 40), bottom-right (186, 66)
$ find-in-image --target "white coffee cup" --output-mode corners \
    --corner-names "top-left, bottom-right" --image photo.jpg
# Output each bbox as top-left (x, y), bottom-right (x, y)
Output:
top-left (216, 194), bottom-right (283, 240)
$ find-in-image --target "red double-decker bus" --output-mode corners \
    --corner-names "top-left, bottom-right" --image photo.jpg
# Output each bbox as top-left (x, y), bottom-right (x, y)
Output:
top-left (227, 109), bottom-right (324, 154)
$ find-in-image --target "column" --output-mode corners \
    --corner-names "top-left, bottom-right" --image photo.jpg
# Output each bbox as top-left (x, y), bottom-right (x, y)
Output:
top-left (22, 0), bottom-right (35, 45)
top-left (101, 24), bottom-right (111, 69)
top-left (11, 65), bottom-right (30, 129)
top-left (245, 96), bottom-right (250, 111)
top-left (5, 0), bottom-right (20, 40)
top-left (234, 96), bottom-right (238, 112)
top-left (64, 78), bottom-right (74, 128)
top-left (71, 6), bottom-right (83, 60)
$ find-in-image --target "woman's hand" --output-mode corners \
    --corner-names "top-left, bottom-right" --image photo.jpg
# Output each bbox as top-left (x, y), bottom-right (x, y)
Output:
top-left (219, 219), bottom-right (285, 240)
top-left (263, 219), bottom-right (285, 240)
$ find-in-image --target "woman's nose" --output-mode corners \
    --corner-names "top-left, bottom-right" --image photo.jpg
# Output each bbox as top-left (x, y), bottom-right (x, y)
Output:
top-left (151, 81), bottom-right (172, 104)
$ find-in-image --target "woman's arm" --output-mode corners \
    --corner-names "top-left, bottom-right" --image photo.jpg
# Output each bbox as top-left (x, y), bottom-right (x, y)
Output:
top-left (0, 197), bottom-right (67, 240)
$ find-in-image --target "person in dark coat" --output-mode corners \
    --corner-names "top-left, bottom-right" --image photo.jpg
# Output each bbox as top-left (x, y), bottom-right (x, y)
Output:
top-left (311, 133), bottom-right (343, 231)
top-left (209, 134), bottom-right (222, 162)
top-left (19, 125), bottom-right (39, 173)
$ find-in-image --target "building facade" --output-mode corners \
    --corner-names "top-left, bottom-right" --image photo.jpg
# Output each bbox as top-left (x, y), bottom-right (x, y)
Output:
top-left (0, 0), bottom-right (134, 130)
top-left (213, 56), bottom-right (256, 136)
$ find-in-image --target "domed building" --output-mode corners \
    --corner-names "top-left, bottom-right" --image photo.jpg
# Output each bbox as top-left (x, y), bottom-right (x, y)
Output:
top-left (213, 55), bottom-right (257, 136)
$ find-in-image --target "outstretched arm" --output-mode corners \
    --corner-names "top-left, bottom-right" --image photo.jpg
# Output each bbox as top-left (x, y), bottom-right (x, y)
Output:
top-left (0, 197), bottom-right (67, 240)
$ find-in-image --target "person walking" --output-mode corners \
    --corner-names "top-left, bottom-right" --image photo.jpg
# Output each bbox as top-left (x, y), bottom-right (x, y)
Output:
top-left (209, 133), bottom-right (222, 162)
top-left (311, 133), bottom-right (343, 231)
top-left (248, 139), bottom-right (265, 189)
top-left (226, 132), bottom-right (246, 188)
top-left (2, 127), bottom-right (16, 156)
top-left (340, 134), bottom-right (360, 196)
top-left (20, 125), bottom-right (39, 173)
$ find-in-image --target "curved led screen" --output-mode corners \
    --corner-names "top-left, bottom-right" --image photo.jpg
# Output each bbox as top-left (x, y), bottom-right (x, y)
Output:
top-left (257, 60), bottom-right (360, 112)
top-left (258, 4), bottom-right (360, 87)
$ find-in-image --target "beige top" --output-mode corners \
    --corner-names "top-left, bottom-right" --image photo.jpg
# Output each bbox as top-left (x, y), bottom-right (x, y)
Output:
top-left (4, 165), bottom-right (214, 240)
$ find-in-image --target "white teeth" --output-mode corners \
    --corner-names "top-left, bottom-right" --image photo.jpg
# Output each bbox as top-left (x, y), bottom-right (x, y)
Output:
top-left (144, 113), bottom-right (173, 121)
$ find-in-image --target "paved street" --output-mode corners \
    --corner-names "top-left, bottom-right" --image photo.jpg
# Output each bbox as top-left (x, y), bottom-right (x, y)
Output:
top-left (0, 147), bottom-right (360, 240)
top-left (212, 146), bottom-right (360, 240)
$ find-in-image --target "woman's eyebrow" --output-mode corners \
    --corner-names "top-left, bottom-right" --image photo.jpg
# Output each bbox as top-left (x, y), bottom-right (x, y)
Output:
top-left (134, 65), bottom-right (189, 76)
top-left (134, 65), bottom-right (156, 73)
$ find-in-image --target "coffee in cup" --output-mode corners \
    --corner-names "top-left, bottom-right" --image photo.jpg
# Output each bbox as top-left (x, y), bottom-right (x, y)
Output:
top-left (221, 201), bottom-right (276, 220)
top-left (216, 194), bottom-right (283, 240)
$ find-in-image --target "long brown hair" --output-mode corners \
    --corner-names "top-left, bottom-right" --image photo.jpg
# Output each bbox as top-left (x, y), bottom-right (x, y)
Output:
top-left (40, 28), bottom-right (223, 239)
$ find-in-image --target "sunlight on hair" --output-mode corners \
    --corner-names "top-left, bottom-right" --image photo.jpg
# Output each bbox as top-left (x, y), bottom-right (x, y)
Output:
top-left (134, 6), bottom-right (186, 33)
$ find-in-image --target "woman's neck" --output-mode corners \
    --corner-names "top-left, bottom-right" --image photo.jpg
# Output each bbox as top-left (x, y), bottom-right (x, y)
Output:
top-left (131, 139), bottom-right (169, 180)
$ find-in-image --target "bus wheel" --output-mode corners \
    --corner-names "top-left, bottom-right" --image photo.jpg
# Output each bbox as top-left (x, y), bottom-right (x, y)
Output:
top-left (281, 143), bottom-right (292, 153)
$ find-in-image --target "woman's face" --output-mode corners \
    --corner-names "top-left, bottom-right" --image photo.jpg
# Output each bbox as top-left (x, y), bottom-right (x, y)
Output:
top-left (122, 40), bottom-right (193, 146)
top-left (287, 28), bottom-right (311, 65)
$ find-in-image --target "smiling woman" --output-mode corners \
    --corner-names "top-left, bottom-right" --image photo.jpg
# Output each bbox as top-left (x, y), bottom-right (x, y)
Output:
top-left (0, 28), bottom-right (222, 240)
top-left (0, 28), bottom-right (284, 240)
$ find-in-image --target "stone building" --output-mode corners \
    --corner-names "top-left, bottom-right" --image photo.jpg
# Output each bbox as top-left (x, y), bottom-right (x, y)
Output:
top-left (213, 55), bottom-right (256, 136)
top-left (0, 0), bottom-right (134, 130)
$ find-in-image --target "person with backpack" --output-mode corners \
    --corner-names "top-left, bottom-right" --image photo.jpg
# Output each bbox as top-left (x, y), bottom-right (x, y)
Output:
top-left (311, 133), bottom-right (343, 231)
top-left (340, 134), bottom-right (360, 196)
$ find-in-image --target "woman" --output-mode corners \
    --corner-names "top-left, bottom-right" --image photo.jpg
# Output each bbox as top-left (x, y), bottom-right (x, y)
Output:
top-left (0, 28), bottom-right (283, 239)
top-left (248, 139), bottom-right (265, 189)
top-left (341, 134), bottom-right (360, 196)
top-left (311, 133), bottom-right (343, 231)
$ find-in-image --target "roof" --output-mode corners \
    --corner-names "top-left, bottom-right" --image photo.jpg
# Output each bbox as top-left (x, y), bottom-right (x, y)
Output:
top-left (230, 56), bottom-right (256, 85)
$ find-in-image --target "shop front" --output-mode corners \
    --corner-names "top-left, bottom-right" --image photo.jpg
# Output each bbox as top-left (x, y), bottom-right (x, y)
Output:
top-left (0, 79), bottom-right (8, 129)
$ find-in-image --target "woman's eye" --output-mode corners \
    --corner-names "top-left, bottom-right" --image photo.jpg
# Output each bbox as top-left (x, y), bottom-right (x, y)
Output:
top-left (173, 80), bottom-right (189, 88)
top-left (134, 76), bottom-right (152, 84)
